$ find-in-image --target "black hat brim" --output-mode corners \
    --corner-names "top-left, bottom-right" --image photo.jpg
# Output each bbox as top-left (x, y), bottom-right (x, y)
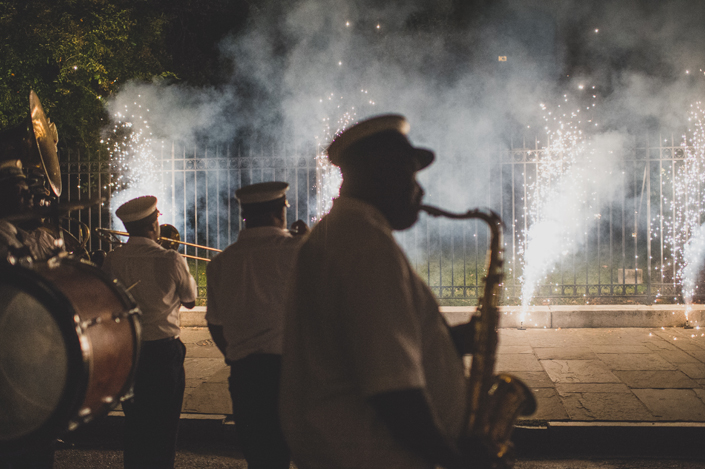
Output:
top-left (413, 148), bottom-right (435, 171)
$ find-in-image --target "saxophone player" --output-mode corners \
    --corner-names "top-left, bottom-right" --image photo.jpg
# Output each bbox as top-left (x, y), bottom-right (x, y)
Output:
top-left (280, 115), bottom-right (479, 469)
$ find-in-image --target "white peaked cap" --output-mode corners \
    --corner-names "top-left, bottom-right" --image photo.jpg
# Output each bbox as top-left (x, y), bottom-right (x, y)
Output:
top-left (116, 195), bottom-right (158, 223)
top-left (235, 182), bottom-right (289, 204)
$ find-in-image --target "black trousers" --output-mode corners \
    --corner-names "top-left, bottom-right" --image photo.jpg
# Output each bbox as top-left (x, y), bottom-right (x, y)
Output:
top-left (229, 353), bottom-right (290, 469)
top-left (123, 337), bottom-right (186, 469)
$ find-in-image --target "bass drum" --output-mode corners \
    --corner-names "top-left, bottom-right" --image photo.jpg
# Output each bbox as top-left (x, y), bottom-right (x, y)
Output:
top-left (0, 257), bottom-right (141, 454)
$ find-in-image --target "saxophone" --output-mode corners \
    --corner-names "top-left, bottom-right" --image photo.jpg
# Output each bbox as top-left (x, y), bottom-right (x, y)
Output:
top-left (421, 205), bottom-right (536, 467)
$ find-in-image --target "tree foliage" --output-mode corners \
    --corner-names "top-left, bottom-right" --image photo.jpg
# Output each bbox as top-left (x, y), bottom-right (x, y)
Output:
top-left (0, 0), bottom-right (174, 150)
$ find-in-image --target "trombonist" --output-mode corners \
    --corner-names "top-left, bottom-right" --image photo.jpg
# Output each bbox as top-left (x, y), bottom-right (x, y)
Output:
top-left (206, 181), bottom-right (309, 469)
top-left (102, 195), bottom-right (197, 469)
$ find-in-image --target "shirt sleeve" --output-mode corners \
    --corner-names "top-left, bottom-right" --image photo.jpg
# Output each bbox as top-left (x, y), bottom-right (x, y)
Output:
top-left (205, 260), bottom-right (221, 325)
top-left (173, 252), bottom-right (197, 303)
top-left (338, 229), bottom-right (425, 397)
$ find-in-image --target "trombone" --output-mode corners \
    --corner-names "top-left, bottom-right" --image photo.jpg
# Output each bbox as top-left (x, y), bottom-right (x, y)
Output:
top-left (95, 224), bottom-right (221, 262)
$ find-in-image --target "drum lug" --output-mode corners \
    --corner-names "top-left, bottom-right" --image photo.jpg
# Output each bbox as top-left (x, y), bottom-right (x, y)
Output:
top-left (113, 308), bottom-right (141, 323)
top-left (67, 412), bottom-right (93, 432)
top-left (79, 316), bottom-right (103, 330)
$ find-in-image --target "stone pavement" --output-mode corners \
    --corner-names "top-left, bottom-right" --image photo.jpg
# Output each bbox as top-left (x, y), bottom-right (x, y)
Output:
top-left (176, 323), bottom-right (705, 425)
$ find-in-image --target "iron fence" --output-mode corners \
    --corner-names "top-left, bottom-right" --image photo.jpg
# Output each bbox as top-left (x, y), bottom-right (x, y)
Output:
top-left (60, 135), bottom-right (692, 304)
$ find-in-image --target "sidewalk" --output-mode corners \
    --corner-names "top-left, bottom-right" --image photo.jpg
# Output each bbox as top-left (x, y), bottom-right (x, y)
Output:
top-left (97, 307), bottom-right (705, 457)
top-left (176, 323), bottom-right (705, 424)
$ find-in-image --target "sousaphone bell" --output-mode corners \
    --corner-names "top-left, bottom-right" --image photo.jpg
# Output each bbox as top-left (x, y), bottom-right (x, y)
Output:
top-left (0, 90), bottom-right (62, 197)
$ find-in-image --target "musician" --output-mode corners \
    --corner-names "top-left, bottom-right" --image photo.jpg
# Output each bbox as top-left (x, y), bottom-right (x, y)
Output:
top-left (0, 159), bottom-right (56, 263)
top-left (279, 115), bottom-right (477, 469)
top-left (102, 195), bottom-right (197, 469)
top-left (206, 182), bottom-right (309, 469)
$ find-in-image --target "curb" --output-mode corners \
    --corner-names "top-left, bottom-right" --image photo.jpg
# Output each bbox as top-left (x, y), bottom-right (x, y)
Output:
top-left (181, 305), bottom-right (705, 329)
top-left (514, 422), bottom-right (705, 458)
top-left (62, 413), bottom-right (236, 451)
top-left (62, 413), bottom-right (705, 459)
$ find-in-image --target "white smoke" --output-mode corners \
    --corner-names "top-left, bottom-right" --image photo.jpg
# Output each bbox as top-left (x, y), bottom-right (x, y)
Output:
top-left (101, 0), bottom-right (705, 302)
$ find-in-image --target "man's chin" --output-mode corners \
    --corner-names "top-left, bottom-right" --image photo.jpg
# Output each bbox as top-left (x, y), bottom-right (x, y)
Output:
top-left (390, 211), bottom-right (420, 231)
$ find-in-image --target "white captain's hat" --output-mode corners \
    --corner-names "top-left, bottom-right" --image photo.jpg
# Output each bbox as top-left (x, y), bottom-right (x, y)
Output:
top-left (116, 195), bottom-right (159, 224)
top-left (326, 114), bottom-right (434, 171)
top-left (235, 182), bottom-right (289, 205)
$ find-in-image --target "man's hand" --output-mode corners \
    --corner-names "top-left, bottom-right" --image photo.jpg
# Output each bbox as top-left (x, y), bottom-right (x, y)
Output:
top-left (449, 315), bottom-right (478, 356)
top-left (289, 219), bottom-right (310, 236)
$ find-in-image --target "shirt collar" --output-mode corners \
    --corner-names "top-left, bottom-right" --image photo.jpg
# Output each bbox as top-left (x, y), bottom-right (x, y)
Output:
top-left (237, 226), bottom-right (291, 239)
top-left (330, 196), bottom-right (392, 233)
top-left (126, 236), bottom-right (162, 247)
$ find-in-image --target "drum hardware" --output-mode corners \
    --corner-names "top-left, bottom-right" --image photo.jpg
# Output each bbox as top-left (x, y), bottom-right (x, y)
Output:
top-left (79, 316), bottom-right (104, 329)
top-left (94, 224), bottom-right (222, 261)
top-left (125, 280), bottom-right (141, 292)
top-left (112, 309), bottom-right (139, 323)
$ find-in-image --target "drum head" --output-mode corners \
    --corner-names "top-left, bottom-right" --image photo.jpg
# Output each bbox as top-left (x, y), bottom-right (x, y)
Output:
top-left (0, 264), bottom-right (84, 451)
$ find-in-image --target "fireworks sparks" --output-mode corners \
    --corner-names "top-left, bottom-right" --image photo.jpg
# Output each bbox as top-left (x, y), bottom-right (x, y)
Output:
top-left (104, 98), bottom-right (167, 226)
top-left (519, 93), bottom-right (602, 322)
top-left (314, 111), bottom-right (345, 221)
top-left (313, 89), bottom-right (376, 222)
top-left (667, 102), bottom-right (705, 321)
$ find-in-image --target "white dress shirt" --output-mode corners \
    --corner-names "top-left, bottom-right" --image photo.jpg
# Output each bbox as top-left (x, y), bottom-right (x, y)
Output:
top-left (103, 236), bottom-right (197, 341)
top-left (280, 197), bottom-right (467, 469)
top-left (205, 226), bottom-right (304, 362)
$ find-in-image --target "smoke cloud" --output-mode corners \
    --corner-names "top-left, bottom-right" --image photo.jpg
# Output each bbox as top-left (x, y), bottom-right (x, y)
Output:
top-left (103, 0), bottom-right (705, 300)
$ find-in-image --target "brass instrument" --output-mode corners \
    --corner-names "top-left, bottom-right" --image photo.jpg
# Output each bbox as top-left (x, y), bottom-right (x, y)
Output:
top-left (94, 224), bottom-right (221, 262)
top-left (0, 90), bottom-right (61, 197)
top-left (421, 205), bottom-right (536, 467)
top-left (158, 223), bottom-right (181, 250)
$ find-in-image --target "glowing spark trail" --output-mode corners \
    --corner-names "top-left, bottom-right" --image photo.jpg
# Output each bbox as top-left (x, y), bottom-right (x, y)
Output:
top-left (314, 89), bottom-right (376, 221)
top-left (671, 102), bottom-right (705, 324)
top-left (104, 98), bottom-right (168, 227)
top-left (520, 94), bottom-right (602, 324)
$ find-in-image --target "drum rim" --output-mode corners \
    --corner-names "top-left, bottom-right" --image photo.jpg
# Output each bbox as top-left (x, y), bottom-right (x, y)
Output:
top-left (0, 262), bottom-right (88, 454)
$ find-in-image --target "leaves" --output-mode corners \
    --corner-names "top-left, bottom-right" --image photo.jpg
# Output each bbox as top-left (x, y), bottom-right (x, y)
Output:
top-left (0, 0), bottom-right (173, 150)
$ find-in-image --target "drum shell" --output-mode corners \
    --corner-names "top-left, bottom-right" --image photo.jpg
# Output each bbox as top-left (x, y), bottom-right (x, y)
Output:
top-left (0, 258), bottom-right (140, 454)
top-left (37, 259), bottom-right (140, 418)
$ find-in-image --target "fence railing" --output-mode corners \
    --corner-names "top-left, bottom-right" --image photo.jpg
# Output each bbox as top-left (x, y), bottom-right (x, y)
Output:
top-left (59, 134), bottom-right (692, 304)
